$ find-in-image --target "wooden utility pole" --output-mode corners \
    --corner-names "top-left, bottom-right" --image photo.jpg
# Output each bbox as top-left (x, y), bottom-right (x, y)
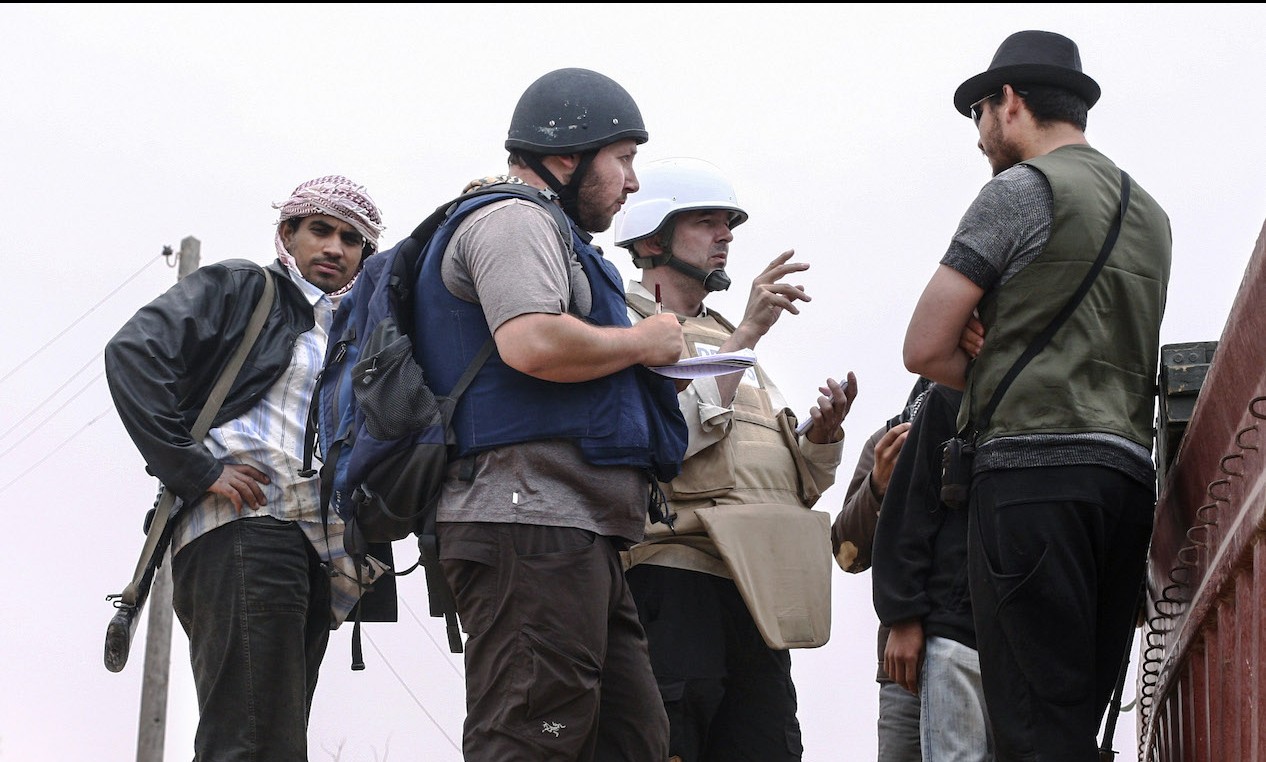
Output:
top-left (136, 235), bottom-right (199, 762)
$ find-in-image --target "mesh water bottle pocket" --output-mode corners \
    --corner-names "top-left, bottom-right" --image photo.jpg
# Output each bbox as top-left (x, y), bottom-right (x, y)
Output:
top-left (352, 325), bottom-right (440, 440)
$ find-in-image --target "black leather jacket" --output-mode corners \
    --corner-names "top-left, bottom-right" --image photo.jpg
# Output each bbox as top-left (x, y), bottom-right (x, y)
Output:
top-left (104, 259), bottom-right (315, 505)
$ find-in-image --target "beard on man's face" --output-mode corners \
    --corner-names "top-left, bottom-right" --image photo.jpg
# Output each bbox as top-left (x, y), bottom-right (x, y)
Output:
top-left (572, 167), bottom-right (617, 233)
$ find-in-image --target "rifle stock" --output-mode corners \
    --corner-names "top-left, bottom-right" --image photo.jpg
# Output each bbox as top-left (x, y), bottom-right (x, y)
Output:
top-left (103, 490), bottom-right (173, 673)
top-left (104, 604), bottom-right (140, 673)
top-left (1098, 582), bottom-right (1146, 762)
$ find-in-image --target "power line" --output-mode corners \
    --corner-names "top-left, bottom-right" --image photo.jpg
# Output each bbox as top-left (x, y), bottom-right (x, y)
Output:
top-left (398, 593), bottom-right (465, 679)
top-left (0, 349), bottom-right (103, 443)
top-left (362, 629), bottom-right (462, 754)
top-left (0, 249), bottom-right (168, 386)
top-left (0, 369), bottom-right (106, 459)
top-left (0, 249), bottom-right (169, 490)
top-left (0, 405), bottom-right (113, 495)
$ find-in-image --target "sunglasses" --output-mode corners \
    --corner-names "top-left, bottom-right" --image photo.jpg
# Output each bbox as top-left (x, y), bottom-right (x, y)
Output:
top-left (970, 93), bottom-right (999, 126)
top-left (971, 88), bottom-right (1030, 127)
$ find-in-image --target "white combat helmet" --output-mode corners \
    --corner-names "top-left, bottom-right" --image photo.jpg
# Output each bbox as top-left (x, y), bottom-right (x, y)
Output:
top-left (614, 157), bottom-right (749, 248)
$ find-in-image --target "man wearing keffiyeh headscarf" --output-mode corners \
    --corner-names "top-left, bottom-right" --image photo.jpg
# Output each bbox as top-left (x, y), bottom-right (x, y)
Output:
top-left (273, 174), bottom-right (385, 295)
top-left (105, 175), bottom-right (385, 761)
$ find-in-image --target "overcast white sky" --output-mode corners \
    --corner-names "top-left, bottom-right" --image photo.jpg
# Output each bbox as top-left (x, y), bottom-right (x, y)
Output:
top-left (4, 3), bottom-right (1265, 760)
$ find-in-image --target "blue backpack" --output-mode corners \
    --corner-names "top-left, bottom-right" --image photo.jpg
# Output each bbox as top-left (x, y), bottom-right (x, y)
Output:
top-left (302, 182), bottom-right (571, 661)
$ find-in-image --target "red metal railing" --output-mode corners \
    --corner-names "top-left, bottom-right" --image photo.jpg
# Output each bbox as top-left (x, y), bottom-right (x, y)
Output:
top-left (1139, 220), bottom-right (1266, 761)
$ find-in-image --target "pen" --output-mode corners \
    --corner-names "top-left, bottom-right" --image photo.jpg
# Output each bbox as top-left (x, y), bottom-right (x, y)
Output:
top-left (655, 284), bottom-right (662, 314)
top-left (796, 379), bottom-right (849, 436)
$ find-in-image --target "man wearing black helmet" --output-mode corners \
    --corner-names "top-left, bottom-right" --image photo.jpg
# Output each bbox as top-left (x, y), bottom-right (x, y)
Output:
top-left (904, 30), bottom-right (1171, 759)
top-left (421, 67), bottom-right (689, 760)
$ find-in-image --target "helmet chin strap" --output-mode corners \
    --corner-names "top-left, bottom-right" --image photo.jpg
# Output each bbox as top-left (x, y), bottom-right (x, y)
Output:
top-left (631, 236), bottom-right (730, 292)
top-left (522, 153), bottom-right (592, 223)
top-left (667, 257), bottom-right (731, 292)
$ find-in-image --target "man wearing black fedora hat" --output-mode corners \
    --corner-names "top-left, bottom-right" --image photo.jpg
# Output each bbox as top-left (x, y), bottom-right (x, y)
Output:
top-left (902, 30), bottom-right (1172, 761)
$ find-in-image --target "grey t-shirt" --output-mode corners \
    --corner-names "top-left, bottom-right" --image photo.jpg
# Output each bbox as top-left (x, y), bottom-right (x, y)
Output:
top-left (436, 198), bottom-right (649, 543)
top-left (942, 165), bottom-right (1155, 485)
top-left (942, 164), bottom-right (1052, 290)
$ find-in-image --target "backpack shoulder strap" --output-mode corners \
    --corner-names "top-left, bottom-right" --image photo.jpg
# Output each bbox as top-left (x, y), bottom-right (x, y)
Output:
top-left (406, 182), bottom-right (571, 269)
top-left (383, 181), bottom-right (572, 342)
top-left (400, 181), bottom-right (569, 399)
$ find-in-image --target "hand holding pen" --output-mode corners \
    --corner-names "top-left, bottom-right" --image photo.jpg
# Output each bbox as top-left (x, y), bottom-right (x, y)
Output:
top-left (796, 372), bottom-right (857, 442)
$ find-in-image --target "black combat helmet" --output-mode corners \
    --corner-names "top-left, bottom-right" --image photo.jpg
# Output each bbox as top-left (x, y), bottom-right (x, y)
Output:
top-left (506, 68), bottom-right (648, 155)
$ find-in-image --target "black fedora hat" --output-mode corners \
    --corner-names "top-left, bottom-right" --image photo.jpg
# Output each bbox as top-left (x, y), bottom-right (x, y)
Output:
top-left (953, 30), bottom-right (1101, 117)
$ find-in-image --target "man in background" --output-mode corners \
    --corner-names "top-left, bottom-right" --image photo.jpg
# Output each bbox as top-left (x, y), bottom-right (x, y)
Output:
top-left (872, 382), bottom-right (992, 761)
top-left (105, 175), bottom-right (386, 759)
top-left (832, 381), bottom-right (924, 762)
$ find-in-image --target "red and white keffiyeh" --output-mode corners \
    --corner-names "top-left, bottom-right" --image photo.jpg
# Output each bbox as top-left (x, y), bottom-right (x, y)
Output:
top-left (272, 175), bottom-right (385, 294)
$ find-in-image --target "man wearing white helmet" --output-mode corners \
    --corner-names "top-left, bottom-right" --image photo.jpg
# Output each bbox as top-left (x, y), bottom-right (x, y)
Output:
top-left (615, 157), bottom-right (856, 762)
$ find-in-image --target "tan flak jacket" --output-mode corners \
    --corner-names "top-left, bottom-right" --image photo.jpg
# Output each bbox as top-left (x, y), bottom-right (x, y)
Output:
top-left (623, 296), bottom-right (836, 649)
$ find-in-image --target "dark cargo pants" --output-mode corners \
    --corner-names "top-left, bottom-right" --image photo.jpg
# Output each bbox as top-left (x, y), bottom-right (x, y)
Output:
top-left (441, 522), bottom-right (669, 761)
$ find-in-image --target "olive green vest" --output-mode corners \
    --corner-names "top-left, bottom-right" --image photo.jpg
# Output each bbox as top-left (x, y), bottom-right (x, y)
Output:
top-left (960, 145), bottom-right (1172, 449)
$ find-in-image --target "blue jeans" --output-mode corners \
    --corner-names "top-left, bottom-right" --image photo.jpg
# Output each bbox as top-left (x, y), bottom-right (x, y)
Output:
top-left (878, 680), bottom-right (921, 762)
top-left (172, 516), bottom-right (332, 761)
top-left (920, 636), bottom-right (992, 761)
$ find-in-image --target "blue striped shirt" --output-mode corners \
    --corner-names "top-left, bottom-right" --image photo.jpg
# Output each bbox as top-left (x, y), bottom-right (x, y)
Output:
top-left (171, 264), bottom-right (384, 626)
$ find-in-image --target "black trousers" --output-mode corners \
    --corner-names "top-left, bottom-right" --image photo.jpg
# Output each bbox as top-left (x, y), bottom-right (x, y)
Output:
top-left (968, 465), bottom-right (1153, 762)
top-left (626, 564), bottom-right (803, 762)
top-left (172, 516), bottom-right (332, 761)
